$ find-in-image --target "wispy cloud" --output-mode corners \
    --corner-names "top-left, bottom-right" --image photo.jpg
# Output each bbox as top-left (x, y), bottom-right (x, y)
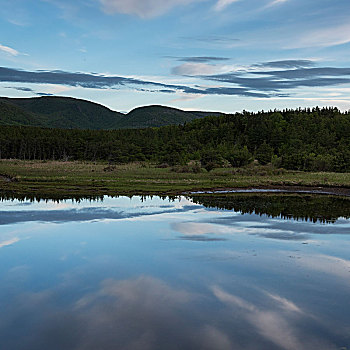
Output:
top-left (286, 23), bottom-right (350, 49)
top-left (254, 60), bottom-right (315, 69)
top-left (181, 35), bottom-right (240, 48)
top-left (204, 66), bottom-right (350, 94)
top-left (265, 0), bottom-right (288, 8)
top-left (0, 44), bottom-right (20, 56)
top-left (5, 86), bottom-right (52, 96)
top-left (5, 86), bottom-right (35, 92)
top-left (214, 0), bottom-right (239, 11)
top-left (170, 56), bottom-right (230, 63)
top-left (99, 0), bottom-right (201, 18)
top-left (172, 62), bottom-right (219, 75)
top-left (252, 67), bottom-right (350, 79)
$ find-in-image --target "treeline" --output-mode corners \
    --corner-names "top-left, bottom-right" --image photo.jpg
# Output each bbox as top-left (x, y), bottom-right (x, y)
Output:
top-left (1, 107), bottom-right (350, 172)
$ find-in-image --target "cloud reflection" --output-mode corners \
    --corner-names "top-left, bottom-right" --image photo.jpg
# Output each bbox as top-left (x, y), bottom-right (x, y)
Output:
top-left (212, 286), bottom-right (337, 350)
top-left (172, 219), bottom-right (311, 241)
top-left (0, 237), bottom-right (20, 248)
top-left (1, 273), bottom-right (346, 350)
top-left (0, 205), bottom-right (199, 225)
top-left (1, 276), bottom-right (215, 350)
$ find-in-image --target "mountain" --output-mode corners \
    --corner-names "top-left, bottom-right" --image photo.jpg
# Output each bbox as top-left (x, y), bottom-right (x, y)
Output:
top-left (0, 96), bottom-right (224, 130)
top-left (116, 105), bottom-right (223, 129)
top-left (0, 96), bottom-right (124, 130)
top-left (0, 100), bottom-right (47, 127)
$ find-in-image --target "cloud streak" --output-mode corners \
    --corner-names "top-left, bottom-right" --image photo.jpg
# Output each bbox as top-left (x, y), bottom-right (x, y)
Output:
top-left (286, 23), bottom-right (350, 49)
top-left (214, 0), bottom-right (239, 11)
top-left (174, 56), bottom-right (230, 63)
top-left (99, 0), bottom-right (201, 18)
top-left (254, 60), bottom-right (315, 69)
top-left (0, 66), bottom-right (273, 98)
top-left (0, 44), bottom-right (20, 56)
top-left (2, 61), bottom-right (350, 100)
top-left (265, 0), bottom-right (288, 8)
top-left (205, 65), bottom-right (350, 94)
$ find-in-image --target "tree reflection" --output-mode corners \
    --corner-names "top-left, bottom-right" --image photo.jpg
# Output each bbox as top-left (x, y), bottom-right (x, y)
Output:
top-left (190, 193), bottom-right (350, 223)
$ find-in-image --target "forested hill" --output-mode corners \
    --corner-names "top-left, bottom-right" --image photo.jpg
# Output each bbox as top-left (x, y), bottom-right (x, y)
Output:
top-left (1, 107), bottom-right (350, 172)
top-left (0, 96), bottom-right (222, 129)
top-left (117, 105), bottom-right (224, 129)
top-left (0, 96), bottom-right (124, 130)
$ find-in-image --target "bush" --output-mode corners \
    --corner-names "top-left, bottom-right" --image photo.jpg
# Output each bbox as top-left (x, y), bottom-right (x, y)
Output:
top-left (256, 142), bottom-right (274, 165)
top-left (200, 149), bottom-right (223, 172)
top-left (225, 146), bottom-right (252, 167)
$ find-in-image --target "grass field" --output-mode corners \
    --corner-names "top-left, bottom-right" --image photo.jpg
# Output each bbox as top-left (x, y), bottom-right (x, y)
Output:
top-left (1, 159), bottom-right (350, 198)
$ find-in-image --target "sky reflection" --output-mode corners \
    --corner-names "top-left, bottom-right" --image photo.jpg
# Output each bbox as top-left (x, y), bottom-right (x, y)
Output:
top-left (0, 195), bottom-right (349, 349)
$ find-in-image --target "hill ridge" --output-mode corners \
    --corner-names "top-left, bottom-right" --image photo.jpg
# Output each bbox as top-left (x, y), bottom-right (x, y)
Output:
top-left (0, 96), bottom-right (224, 130)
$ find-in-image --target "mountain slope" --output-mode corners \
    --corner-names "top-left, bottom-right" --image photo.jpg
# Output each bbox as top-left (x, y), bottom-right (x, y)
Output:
top-left (0, 100), bottom-right (47, 127)
top-left (0, 96), bottom-right (124, 130)
top-left (0, 96), bottom-right (224, 129)
top-left (116, 105), bottom-right (219, 129)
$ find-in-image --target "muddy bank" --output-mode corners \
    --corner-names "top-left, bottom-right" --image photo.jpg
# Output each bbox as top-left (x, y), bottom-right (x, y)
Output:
top-left (185, 185), bottom-right (350, 197)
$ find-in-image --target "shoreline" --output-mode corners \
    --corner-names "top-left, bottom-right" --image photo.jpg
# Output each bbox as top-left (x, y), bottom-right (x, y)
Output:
top-left (2, 185), bottom-right (350, 201)
top-left (184, 185), bottom-right (350, 197)
top-left (1, 160), bottom-right (350, 199)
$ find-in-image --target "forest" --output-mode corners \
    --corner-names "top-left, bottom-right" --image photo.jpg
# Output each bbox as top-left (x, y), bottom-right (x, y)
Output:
top-left (1, 107), bottom-right (349, 172)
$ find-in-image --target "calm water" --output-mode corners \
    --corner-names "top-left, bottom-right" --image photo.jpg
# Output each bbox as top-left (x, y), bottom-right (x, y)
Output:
top-left (0, 194), bottom-right (349, 350)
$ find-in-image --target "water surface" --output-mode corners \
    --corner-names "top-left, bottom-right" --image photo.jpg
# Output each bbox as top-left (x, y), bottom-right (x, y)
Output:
top-left (0, 194), bottom-right (349, 350)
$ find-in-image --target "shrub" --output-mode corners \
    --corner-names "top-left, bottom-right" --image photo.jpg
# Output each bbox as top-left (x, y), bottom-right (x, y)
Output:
top-left (226, 146), bottom-right (252, 167)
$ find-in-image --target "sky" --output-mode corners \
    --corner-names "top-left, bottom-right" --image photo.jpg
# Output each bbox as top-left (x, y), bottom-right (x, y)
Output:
top-left (0, 0), bottom-right (350, 113)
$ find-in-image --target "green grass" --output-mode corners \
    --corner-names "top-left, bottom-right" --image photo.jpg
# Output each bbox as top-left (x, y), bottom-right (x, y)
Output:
top-left (1, 159), bottom-right (350, 198)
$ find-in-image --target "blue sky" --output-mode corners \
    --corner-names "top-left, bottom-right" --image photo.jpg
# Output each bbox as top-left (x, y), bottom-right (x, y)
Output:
top-left (1, 0), bottom-right (350, 112)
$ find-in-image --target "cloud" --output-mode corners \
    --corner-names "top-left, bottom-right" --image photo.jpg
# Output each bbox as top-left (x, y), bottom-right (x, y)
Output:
top-left (36, 92), bottom-right (54, 96)
top-left (169, 59), bottom-right (350, 95)
top-left (0, 66), bottom-right (273, 98)
top-left (4, 86), bottom-right (55, 96)
top-left (177, 235), bottom-right (228, 241)
top-left (286, 23), bottom-right (350, 49)
top-left (265, 0), bottom-right (288, 8)
top-left (3, 62), bottom-right (350, 100)
top-left (255, 60), bottom-right (315, 69)
top-left (99, 0), bottom-right (200, 18)
top-left (173, 56), bottom-right (230, 63)
top-left (172, 62), bottom-right (219, 76)
top-left (205, 66), bottom-right (350, 94)
top-left (252, 67), bottom-right (350, 79)
top-left (5, 86), bottom-right (35, 92)
top-left (181, 35), bottom-right (240, 48)
top-left (0, 44), bottom-right (20, 56)
top-left (214, 0), bottom-right (239, 11)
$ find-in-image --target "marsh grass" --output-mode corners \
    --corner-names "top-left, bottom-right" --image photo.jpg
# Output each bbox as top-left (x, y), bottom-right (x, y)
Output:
top-left (1, 159), bottom-right (350, 197)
